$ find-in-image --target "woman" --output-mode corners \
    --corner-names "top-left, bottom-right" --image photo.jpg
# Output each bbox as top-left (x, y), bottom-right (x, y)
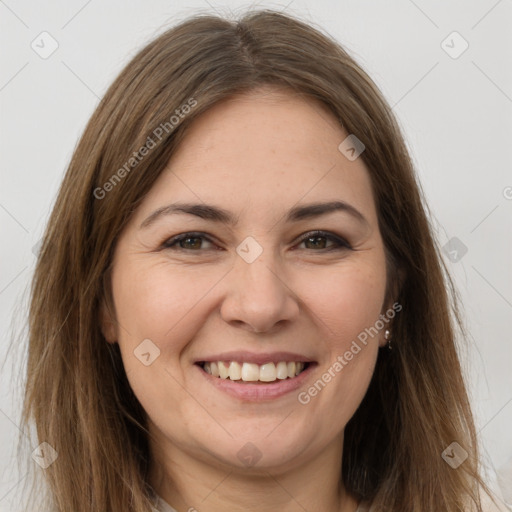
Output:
top-left (22, 9), bottom-right (506, 512)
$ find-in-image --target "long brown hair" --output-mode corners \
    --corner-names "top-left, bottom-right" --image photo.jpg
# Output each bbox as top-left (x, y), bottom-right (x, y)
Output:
top-left (21, 9), bottom-right (492, 511)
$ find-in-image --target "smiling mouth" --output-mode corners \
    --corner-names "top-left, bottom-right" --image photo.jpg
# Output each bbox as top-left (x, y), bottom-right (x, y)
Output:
top-left (197, 361), bottom-right (311, 383)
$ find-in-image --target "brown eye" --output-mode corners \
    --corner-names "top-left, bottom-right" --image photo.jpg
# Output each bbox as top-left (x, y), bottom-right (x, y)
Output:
top-left (297, 231), bottom-right (351, 251)
top-left (162, 232), bottom-right (216, 251)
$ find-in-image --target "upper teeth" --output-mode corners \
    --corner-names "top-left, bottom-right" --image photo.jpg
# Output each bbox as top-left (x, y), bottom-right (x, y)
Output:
top-left (202, 361), bottom-right (306, 382)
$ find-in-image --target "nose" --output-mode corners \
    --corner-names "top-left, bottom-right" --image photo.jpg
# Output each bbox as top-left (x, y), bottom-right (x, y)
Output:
top-left (220, 251), bottom-right (300, 334)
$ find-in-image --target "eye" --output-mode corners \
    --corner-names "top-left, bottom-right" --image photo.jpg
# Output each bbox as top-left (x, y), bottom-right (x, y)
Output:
top-left (295, 230), bottom-right (352, 251)
top-left (161, 232), bottom-right (217, 251)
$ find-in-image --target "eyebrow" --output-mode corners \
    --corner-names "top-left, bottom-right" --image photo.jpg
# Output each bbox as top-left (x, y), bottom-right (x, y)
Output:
top-left (139, 200), bottom-right (369, 229)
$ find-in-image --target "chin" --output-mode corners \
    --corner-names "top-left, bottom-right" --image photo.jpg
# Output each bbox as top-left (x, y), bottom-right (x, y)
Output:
top-left (196, 422), bottom-right (320, 472)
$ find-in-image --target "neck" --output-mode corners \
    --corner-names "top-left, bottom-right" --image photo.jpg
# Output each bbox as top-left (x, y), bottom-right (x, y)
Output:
top-left (149, 432), bottom-right (359, 512)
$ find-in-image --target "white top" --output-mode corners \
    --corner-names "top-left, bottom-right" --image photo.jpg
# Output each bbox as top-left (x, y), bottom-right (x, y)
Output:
top-left (152, 494), bottom-right (178, 512)
top-left (152, 494), bottom-right (370, 512)
top-left (152, 493), bottom-right (509, 512)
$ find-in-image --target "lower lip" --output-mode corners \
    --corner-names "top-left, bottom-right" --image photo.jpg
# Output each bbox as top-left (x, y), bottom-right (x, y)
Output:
top-left (195, 363), bottom-right (317, 401)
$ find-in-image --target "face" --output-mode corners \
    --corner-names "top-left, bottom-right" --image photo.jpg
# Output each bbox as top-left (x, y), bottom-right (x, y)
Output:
top-left (102, 87), bottom-right (389, 474)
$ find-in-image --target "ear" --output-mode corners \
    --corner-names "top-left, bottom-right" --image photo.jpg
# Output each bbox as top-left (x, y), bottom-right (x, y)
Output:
top-left (99, 299), bottom-right (118, 344)
top-left (378, 260), bottom-right (405, 347)
top-left (378, 271), bottom-right (405, 348)
top-left (378, 326), bottom-right (391, 348)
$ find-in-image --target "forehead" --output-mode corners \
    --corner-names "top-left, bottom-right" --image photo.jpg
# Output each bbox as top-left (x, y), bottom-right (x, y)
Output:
top-left (135, 88), bottom-right (378, 227)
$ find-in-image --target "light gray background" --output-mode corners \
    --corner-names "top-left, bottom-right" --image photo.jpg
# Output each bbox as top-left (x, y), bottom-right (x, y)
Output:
top-left (1, 1), bottom-right (511, 510)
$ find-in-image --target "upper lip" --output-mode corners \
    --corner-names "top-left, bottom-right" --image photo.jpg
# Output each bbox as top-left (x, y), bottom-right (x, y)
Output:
top-left (194, 351), bottom-right (315, 365)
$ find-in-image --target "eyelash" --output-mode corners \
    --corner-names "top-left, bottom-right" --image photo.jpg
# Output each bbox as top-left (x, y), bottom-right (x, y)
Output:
top-left (160, 230), bottom-right (352, 253)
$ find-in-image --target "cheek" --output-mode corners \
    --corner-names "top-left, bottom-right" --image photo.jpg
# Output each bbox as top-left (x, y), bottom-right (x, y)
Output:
top-left (299, 259), bottom-right (387, 349)
top-left (109, 255), bottom-right (230, 417)
top-left (109, 256), bottom-right (209, 426)
top-left (293, 257), bottom-right (386, 415)
top-left (111, 256), bottom-right (217, 345)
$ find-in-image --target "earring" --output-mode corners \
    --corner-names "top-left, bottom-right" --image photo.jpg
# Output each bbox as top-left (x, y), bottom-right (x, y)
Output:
top-left (384, 329), bottom-right (392, 350)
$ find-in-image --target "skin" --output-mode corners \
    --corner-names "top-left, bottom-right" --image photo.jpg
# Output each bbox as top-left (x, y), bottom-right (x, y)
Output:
top-left (101, 87), bottom-right (390, 512)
